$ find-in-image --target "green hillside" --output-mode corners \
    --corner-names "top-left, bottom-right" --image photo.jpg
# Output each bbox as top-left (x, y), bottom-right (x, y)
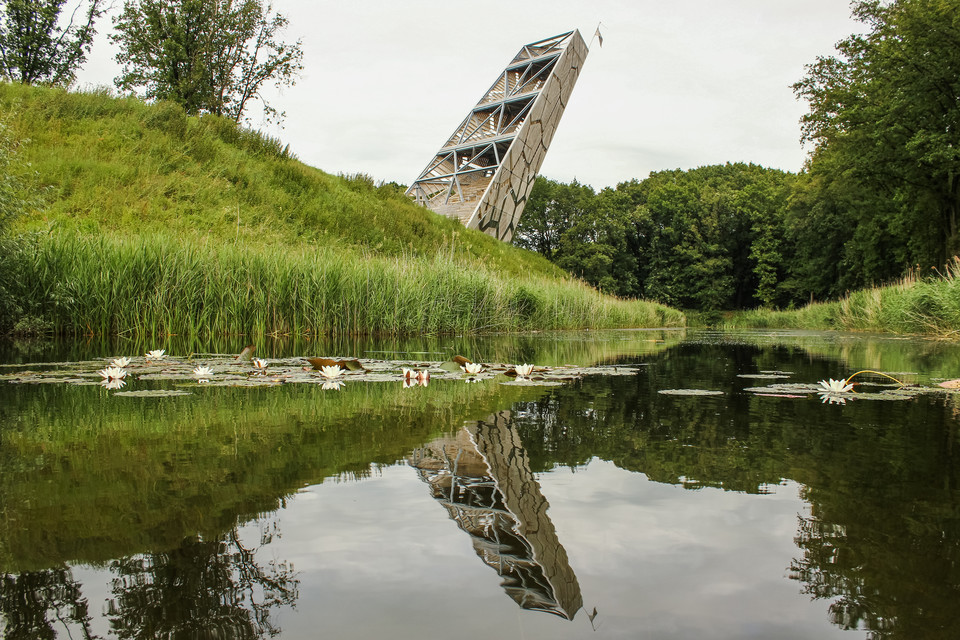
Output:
top-left (0, 83), bottom-right (684, 336)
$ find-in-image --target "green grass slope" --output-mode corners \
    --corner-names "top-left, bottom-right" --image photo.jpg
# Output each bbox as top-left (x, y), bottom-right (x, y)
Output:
top-left (0, 83), bottom-right (684, 336)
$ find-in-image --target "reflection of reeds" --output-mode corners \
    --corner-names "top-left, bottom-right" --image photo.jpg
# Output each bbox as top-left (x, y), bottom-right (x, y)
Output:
top-left (720, 256), bottom-right (960, 338)
top-left (8, 233), bottom-right (684, 337)
top-left (0, 378), bottom-right (542, 573)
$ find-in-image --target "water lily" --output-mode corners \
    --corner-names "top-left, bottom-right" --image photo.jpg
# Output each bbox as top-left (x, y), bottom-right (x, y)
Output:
top-left (193, 365), bottom-right (214, 382)
top-left (101, 378), bottom-right (126, 390)
top-left (252, 358), bottom-right (268, 371)
top-left (818, 378), bottom-right (853, 393)
top-left (146, 349), bottom-right (166, 360)
top-left (515, 363), bottom-right (534, 378)
top-left (320, 365), bottom-right (343, 379)
top-left (461, 362), bottom-right (483, 375)
top-left (402, 371), bottom-right (430, 388)
top-left (110, 357), bottom-right (131, 368)
top-left (322, 379), bottom-right (345, 390)
top-left (403, 368), bottom-right (429, 382)
top-left (98, 366), bottom-right (127, 380)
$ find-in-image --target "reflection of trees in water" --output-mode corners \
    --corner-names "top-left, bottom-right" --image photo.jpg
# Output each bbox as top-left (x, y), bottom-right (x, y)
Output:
top-left (107, 522), bottom-right (298, 640)
top-left (509, 344), bottom-right (960, 638)
top-left (0, 568), bottom-right (98, 640)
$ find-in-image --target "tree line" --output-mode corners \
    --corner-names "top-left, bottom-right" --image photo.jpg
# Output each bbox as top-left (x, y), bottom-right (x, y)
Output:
top-left (0, 0), bottom-right (302, 123)
top-left (514, 0), bottom-right (960, 311)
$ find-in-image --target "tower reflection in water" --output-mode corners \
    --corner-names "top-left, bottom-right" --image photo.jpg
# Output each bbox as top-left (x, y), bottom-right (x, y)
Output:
top-left (409, 411), bottom-right (585, 620)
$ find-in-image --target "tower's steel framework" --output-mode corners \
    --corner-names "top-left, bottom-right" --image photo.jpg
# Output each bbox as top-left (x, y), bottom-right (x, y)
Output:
top-left (406, 30), bottom-right (588, 243)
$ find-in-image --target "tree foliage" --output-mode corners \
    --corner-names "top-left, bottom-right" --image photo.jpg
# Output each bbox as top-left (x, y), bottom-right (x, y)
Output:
top-left (0, 0), bottom-right (104, 84)
top-left (111, 0), bottom-right (303, 123)
top-left (515, 165), bottom-right (793, 310)
top-left (793, 0), bottom-right (960, 270)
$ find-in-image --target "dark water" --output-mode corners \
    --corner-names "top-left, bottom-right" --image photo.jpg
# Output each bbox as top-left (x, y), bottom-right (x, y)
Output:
top-left (1, 329), bottom-right (959, 639)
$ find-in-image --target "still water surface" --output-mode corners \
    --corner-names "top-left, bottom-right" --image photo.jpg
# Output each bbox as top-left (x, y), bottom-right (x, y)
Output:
top-left (1, 329), bottom-right (959, 639)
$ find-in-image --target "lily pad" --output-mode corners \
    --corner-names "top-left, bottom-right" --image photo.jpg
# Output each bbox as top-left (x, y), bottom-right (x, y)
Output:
top-left (658, 389), bottom-right (724, 396)
top-left (752, 393), bottom-right (806, 398)
top-left (742, 383), bottom-right (820, 394)
top-left (737, 374), bottom-right (791, 380)
top-left (500, 379), bottom-right (563, 387)
top-left (112, 389), bottom-right (193, 398)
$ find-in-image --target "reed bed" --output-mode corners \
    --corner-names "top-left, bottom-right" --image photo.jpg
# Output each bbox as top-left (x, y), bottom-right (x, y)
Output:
top-left (4, 232), bottom-right (684, 337)
top-left (721, 258), bottom-right (960, 337)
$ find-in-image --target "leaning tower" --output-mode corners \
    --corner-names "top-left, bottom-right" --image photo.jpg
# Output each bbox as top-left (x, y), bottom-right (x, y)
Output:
top-left (406, 30), bottom-right (589, 242)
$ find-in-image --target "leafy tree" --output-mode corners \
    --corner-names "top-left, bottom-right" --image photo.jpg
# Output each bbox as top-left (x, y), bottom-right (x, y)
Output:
top-left (0, 0), bottom-right (104, 85)
top-left (111, 0), bottom-right (303, 123)
top-left (517, 165), bottom-right (795, 310)
top-left (513, 177), bottom-right (593, 260)
top-left (793, 0), bottom-right (960, 268)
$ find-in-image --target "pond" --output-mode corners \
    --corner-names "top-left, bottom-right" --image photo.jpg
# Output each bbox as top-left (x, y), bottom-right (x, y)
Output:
top-left (1, 329), bottom-right (958, 639)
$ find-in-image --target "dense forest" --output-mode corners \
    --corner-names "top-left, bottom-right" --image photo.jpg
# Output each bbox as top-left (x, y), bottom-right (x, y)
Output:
top-left (514, 0), bottom-right (960, 312)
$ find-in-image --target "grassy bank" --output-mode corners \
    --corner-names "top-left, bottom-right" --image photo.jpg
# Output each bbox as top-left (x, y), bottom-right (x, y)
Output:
top-left (0, 82), bottom-right (684, 336)
top-left (720, 261), bottom-right (960, 337)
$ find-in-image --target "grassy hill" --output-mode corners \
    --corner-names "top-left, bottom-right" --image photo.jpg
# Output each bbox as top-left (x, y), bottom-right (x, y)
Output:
top-left (0, 82), bottom-right (684, 336)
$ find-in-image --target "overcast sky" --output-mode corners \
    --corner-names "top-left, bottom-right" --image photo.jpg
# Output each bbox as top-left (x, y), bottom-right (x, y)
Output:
top-left (75, 0), bottom-right (861, 189)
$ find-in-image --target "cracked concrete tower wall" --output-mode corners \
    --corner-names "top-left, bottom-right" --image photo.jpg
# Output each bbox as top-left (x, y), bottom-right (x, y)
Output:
top-left (406, 30), bottom-right (589, 243)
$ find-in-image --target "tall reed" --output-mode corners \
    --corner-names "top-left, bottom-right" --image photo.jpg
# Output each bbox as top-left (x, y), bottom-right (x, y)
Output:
top-left (7, 232), bottom-right (685, 337)
top-left (721, 257), bottom-right (960, 336)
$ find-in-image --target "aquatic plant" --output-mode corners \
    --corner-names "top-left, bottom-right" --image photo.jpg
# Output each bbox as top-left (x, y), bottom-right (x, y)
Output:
top-left (818, 378), bottom-right (854, 393)
top-left (5, 232), bottom-right (684, 337)
top-left (319, 365), bottom-right (343, 379)
top-left (98, 366), bottom-right (127, 380)
top-left (193, 365), bottom-right (214, 382)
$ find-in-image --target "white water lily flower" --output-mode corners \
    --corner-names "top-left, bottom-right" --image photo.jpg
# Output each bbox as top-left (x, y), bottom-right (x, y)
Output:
top-left (110, 357), bottom-right (131, 368)
top-left (515, 363), bottom-right (534, 378)
top-left (252, 358), bottom-right (268, 370)
top-left (146, 349), bottom-right (166, 360)
top-left (193, 365), bottom-right (214, 382)
top-left (402, 367), bottom-right (415, 379)
top-left (320, 365), bottom-right (343, 379)
top-left (101, 378), bottom-right (126, 390)
top-left (98, 366), bottom-right (127, 380)
top-left (818, 378), bottom-right (853, 393)
top-left (461, 362), bottom-right (483, 375)
top-left (321, 379), bottom-right (345, 390)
